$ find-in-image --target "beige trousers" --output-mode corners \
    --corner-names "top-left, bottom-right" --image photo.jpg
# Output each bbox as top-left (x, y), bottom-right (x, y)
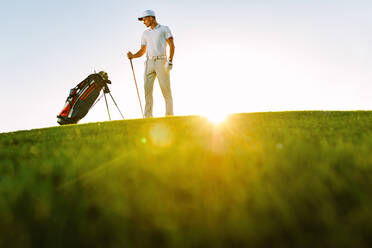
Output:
top-left (144, 58), bottom-right (173, 118)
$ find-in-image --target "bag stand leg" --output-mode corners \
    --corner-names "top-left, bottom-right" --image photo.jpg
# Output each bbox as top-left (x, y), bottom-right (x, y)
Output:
top-left (108, 92), bottom-right (125, 119)
top-left (104, 92), bottom-right (111, 121)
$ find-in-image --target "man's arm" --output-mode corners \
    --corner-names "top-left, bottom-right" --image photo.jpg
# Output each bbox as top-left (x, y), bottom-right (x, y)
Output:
top-left (166, 37), bottom-right (175, 62)
top-left (127, 45), bottom-right (146, 59)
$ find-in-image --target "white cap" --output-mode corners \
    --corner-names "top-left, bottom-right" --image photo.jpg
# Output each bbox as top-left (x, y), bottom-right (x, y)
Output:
top-left (138, 10), bottom-right (156, 21)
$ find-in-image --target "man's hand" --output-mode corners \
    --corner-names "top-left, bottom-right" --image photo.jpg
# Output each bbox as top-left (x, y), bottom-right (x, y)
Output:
top-left (166, 60), bottom-right (173, 72)
top-left (127, 52), bottom-right (134, 59)
top-left (127, 46), bottom-right (147, 60)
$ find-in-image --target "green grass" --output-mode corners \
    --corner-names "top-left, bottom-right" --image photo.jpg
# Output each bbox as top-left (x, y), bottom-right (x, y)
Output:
top-left (1, 111), bottom-right (372, 247)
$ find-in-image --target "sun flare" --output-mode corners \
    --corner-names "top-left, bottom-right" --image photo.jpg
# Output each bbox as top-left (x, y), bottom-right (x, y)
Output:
top-left (203, 112), bottom-right (230, 124)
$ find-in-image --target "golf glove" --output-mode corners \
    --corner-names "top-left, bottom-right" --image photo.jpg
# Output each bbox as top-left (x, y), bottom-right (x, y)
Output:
top-left (166, 61), bottom-right (173, 72)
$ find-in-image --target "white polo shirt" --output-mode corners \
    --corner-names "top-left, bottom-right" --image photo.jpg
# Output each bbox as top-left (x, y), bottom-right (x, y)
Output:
top-left (141, 24), bottom-right (173, 57)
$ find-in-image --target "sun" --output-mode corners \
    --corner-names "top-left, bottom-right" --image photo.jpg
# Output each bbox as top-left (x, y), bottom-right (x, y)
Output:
top-left (203, 112), bottom-right (230, 124)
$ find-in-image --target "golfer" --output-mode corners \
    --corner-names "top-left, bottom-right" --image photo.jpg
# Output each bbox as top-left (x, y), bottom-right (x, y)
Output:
top-left (127, 10), bottom-right (175, 118)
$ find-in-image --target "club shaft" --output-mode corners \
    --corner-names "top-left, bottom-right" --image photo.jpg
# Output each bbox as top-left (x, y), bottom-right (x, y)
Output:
top-left (130, 59), bottom-right (145, 118)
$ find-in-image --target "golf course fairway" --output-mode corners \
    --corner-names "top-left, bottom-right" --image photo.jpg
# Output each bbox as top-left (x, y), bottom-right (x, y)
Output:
top-left (1, 111), bottom-right (372, 247)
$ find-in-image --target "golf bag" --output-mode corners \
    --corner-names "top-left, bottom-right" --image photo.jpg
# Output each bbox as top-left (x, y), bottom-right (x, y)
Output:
top-left (57, 73), bottom-right (111, 125)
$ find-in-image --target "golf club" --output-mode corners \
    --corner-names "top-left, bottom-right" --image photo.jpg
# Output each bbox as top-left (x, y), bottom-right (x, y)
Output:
top-left (129, 58), bottom-right (145, 118)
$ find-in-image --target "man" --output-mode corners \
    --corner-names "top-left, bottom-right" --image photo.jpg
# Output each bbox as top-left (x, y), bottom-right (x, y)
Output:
top-left (127, 10), bottom-right (175, 118)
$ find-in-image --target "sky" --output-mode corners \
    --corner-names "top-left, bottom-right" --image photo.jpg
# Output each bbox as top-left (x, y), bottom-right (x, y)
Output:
top-left (1, 0), bottom-right (371, 133)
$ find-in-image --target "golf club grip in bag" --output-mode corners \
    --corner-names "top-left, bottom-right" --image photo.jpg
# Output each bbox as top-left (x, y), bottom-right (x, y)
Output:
top-left (57, 73), bottom-right (111, 125)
